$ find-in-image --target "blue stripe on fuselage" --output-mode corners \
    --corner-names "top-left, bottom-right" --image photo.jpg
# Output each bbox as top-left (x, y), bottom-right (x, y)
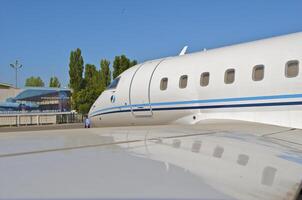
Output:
top-left (89, 93), bottom-right (302, 117)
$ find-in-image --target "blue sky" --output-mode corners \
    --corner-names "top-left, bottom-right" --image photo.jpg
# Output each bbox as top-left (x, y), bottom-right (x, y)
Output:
top-left (0, 0), bottom-right (302, 88)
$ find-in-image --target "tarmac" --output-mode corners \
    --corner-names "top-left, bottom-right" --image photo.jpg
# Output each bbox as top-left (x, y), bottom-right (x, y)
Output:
top-left (0, 123), bottom-right (83, 133)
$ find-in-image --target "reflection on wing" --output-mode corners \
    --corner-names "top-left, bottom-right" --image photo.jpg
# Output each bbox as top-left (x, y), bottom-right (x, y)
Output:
top-left (0, 121), bottom-right (302, 200)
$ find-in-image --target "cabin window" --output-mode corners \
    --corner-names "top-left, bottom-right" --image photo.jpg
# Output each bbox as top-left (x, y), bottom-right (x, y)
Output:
top-left (252, 65), bottom-right (264, 81)
top-left (107, 77), bottom-right (120, 90)
top-left (200, 72), bottom-right (210, 87)
top-left (224, 69), bottom-right (235, 84)
top-left (160, 77), bottom-right (168, 90)
top-left (179, 75), bottom-right (188, 88)
top-left (285, 60), bottom-right (299, 78)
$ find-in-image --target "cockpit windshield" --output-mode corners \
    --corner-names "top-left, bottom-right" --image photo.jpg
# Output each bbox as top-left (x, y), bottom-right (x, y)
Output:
top-left (106, 77), bottom-right (120, 90)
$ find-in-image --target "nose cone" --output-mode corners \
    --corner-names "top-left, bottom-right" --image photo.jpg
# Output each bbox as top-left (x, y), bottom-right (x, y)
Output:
top-left (88, 103), bottom-right (96, 118)
top-left (88, 92), bottom-right (105, 118)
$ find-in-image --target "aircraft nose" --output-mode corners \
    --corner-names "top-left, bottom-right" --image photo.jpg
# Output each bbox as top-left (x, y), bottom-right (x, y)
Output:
top-left (88, 104), bottom-right (96, 118)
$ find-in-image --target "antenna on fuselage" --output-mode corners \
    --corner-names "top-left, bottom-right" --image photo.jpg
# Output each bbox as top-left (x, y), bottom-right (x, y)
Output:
top-left (179, 46), bottom-right (188, 56)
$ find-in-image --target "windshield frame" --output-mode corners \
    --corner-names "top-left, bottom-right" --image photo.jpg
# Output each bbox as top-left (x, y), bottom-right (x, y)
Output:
top-left (106, 77), bottom-right (120, 90)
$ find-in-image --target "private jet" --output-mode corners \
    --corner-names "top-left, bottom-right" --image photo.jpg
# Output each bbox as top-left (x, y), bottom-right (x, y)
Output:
top-left (1, 32), bottom-right (302, 200)
top-left (87, 32), bottom-right (302, 200)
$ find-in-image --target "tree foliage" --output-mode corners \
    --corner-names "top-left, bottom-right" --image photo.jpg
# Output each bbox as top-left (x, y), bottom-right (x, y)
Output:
top-left (84, 64), bottom-right (101, 88)
top-left (25, 76), bottom-right (45, 87)
top-left (76, 64), bottom-right (103, 114)
top-left (112, 55), bottom-right (137, 79)
top-left (69, 48), bottom-right (84, 92)
top-left (68, 48), bottom-right (84, 111)
top-left (49, 76), bottom-right (61, 88)
top-left (77, 87), bottom-right (99, 114)
top-left (100, 59), bottom-right (111, 91)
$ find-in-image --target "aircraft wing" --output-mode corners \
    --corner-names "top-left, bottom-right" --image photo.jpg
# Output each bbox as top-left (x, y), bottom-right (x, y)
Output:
top-left (0, 120), bottom-right (302, 200)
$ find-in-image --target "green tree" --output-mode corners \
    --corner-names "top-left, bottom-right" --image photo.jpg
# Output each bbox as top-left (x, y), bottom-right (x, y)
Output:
top-left (77, 88), bottom-right (98, 114)
top-left (77, 64), bottom-right (102, 114)
top-left (84, 64), bottom-right (101, 88)
top-left (68, 48), bottom-right (84, 110)
top-left (112, 55), bottom-right (137, 79)
top-left (49, 76), bottom-right (61, 88)
top-left (69, 48), bottom-right (84, 92)
top-left (25, 76), bottom-right (45, 87)
top-left (100, 59), bottom-right (111, 91)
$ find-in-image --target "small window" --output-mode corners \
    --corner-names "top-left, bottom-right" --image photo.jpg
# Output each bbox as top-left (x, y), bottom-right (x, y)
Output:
top-left (200, 72), bottom-right (210, 87)
top-left (285, 60), bottom-right (299, 78)
top-left (224, 69), bottom-right (235, 84)
top-left (179, 75), bottom-right (188, 89)
top-left (107, 77), bottom-right (120, 90)
top-left (253, 65), bottom-right (264, 81)
top-left (160, 77), bottom-right (168, 90)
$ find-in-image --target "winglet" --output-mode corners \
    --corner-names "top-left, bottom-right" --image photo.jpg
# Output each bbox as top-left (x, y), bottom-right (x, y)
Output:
top-left (179, 46), bottom-right (188, 56)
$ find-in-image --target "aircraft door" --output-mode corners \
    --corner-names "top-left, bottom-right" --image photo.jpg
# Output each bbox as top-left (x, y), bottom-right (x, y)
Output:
top-left (129, 60), bottom-right (162, 117)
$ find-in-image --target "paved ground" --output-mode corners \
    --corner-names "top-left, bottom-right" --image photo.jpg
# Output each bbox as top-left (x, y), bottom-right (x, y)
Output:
top-left (0, 123), bottom-right (84, 132)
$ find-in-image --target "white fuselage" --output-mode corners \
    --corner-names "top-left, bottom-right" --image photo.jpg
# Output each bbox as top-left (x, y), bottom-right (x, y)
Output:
top-left (89, 32), bottom-right (302, 128)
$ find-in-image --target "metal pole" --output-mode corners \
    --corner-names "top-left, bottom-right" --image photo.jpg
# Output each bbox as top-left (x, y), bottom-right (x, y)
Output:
top-left (15, 68), bottom-right (17, 88)
top-left (10, 60), bottom-right (22, 88)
